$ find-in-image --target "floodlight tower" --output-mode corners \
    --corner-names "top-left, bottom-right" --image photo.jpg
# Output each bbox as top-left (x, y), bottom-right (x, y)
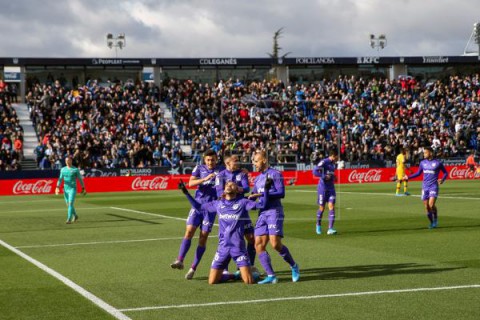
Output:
top-left (463, 23), bottom-right (480, 57)
top-left (369, 34), bottom-right (387, 51)
top-left (106, 33), bottom-right (126, 58)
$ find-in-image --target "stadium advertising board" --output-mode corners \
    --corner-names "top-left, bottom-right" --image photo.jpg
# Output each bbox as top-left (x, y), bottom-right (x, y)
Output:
top-left (3, 66), bottom-right (21, 82)
top-left (0, 166), bottom-right (477, 196)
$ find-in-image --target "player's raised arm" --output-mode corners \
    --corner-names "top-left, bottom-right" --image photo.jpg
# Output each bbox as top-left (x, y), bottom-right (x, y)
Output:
top-left (179, 180), bottom-right (216, 213)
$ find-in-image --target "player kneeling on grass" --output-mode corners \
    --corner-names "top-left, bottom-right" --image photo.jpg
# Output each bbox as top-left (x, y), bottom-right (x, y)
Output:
top-left (179, 180), bottom-right (271, 284)
top-left (55, 156), bottom-right (86, 224)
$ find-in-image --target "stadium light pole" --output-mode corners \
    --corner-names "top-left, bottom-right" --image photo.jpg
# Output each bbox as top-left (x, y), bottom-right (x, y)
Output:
top-left (369, 34), bottom-right (387, 51)
top-left (106, 33), bottom-right (126, 58)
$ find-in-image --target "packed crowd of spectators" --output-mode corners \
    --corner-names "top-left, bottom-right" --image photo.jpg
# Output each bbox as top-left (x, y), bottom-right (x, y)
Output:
top-left (164, 75), bottom-right (479, 165)
top-left (27, 79), bottom-right (185, 170)
top-left (22, 73), bottom-right (480, 170)
top-left (0, 94), bottom-right (24, 171)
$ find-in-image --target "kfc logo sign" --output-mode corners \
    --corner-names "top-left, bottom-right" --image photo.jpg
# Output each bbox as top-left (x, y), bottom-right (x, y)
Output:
top-left (348, 169), bottom-right (382, 183)
top-left (131, 177), bottom-right (169, 190)
top-left (13, 180), bottom-right (54, 194)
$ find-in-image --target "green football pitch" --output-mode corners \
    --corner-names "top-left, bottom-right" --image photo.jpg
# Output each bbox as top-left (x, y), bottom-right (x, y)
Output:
top-left (1, 180), bottom-right (479, 320)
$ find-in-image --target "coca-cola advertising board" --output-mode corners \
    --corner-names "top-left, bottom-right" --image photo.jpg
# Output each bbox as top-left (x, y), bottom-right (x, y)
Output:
top-left (0, 166), bottom-right (477, 196)
top-left (0, 175), bottom-right (191, 196)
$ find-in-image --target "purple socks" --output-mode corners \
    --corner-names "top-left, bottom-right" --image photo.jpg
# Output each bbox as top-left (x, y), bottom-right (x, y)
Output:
top-left (177, 238), bottom-right (192, 261)
top-left (328, 210), bottom-right (335, 229)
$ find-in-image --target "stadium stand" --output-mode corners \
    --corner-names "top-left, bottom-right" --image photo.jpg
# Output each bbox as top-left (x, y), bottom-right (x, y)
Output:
top-left (8, 74), bottom-right (478, 171)
top-left (0, 103), bottom-right (24, 170)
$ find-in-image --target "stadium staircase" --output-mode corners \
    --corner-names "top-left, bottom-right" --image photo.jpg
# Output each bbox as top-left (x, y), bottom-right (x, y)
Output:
top-left (12, 103), bottom-right (39, 170)
top-left (159, 102), bottom-right (192, 158)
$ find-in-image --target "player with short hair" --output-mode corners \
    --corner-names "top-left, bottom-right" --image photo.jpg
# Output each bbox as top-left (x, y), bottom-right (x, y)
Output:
top-left (179, 180), bottom-right (269, 284)
top-left (170, 150), bottom-right (223, 279)
top-left (215, 154), bottom-right (256, 265)
top-left (55, 156), bottom-right (86, 224)
top-left (395, 147), bottom-right (410, 196)
top-left (313, 149), bottom-right (339, 235)
top-left (404, 147), bottom-right (448, 229)
top-left (249, 150), bottom-right (299, 284)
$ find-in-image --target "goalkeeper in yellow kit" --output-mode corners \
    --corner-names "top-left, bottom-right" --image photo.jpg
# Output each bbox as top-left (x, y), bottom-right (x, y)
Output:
top-left (55, 156), bottom-right (86, 224)
top-left (395, 148), bottom-right (410, 196)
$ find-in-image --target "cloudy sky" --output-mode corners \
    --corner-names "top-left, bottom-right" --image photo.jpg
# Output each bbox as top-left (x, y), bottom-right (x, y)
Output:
top-left (0, 0), bottom-right (478, 58)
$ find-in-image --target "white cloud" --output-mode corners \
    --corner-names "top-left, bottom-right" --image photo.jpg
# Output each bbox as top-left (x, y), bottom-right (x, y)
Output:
top-left (0, 0), bottom-right (478, 57)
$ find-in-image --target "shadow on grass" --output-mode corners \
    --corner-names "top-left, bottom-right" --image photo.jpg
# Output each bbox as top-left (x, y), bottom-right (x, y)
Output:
top-left (346, 223), bottom-right (480, 235)
top-left (275, 263), bottom-right (464, 282)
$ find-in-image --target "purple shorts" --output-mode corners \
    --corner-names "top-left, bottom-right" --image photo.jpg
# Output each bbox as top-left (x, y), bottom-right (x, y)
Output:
top-left (186, 208), bottom-right (216, 233)
top-left (254, 207), bottom-right (284, 237)
top-left (211, 248), bottom-right (251, 269)
top-left (421, 188), bottom-right (438, 201)
top-left (317, 189), bottom-right (336, 206)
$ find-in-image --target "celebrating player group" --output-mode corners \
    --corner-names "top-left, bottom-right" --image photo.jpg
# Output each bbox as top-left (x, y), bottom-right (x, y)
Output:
top-left (54, 145), bottom-right (453, 285)
top-left (171, 150), bottom-right (299, 285)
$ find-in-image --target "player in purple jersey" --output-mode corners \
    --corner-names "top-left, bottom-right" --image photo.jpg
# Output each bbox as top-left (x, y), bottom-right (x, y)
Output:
top-left (249, 150), bottom-right (299, 284)
top-left (313, 149), bottom-right (339, 235)
top-left (180, 180), bottom-right (270, 284)
top-left (215, 155), bottom-right (256, 267)
top-left (404, 147), bottom-right (448, 229)
top-left (170, 150), bottom-right (224, 279)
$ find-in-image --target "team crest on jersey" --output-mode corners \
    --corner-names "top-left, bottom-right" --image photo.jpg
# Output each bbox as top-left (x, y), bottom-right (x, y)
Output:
top-left (236, 175), bottom-right (242, 181)
top-left (232, 204), bottom-right (240, 210)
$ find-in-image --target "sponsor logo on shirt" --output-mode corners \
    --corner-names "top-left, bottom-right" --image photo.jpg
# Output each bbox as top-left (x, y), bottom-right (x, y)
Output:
top-left (218, 213), bottom-right (239, 220)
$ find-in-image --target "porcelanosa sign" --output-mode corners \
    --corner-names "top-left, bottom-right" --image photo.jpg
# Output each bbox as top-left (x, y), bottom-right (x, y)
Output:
top-left (295, 57), bottom-right (336, 64)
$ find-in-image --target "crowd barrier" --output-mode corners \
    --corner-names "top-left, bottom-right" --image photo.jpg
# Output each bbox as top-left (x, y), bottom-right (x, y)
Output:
top-left (0, 165), bottom-right (477, 196)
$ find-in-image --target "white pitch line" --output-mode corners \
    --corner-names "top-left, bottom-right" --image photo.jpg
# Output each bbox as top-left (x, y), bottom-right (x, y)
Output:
top-left (110, 207), bottom-right (187, 222)
top-left (0, 238), bottom-right (131, 320)
top-left (5, 207), bottom-right (108, 214)
top-left (110, 206), bottom-right (219, 227)
top-left (119, 284), bottom-right (480, 312)
top-left (15, 237), bottom-right (186, 249)
top-left (0, 199), bottom-right (59, 204)
top-left (16, 207), bottom-right (219, 249)
top-left (294, 190), bottom-right (480, 200)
